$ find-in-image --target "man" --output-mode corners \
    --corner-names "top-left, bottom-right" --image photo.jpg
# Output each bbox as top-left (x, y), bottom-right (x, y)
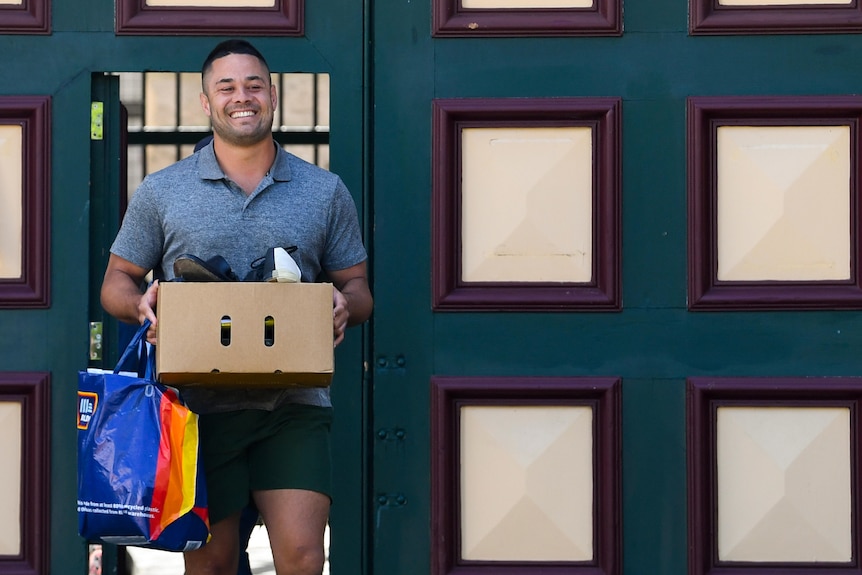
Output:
top-left (100, 39), bottom-right (373, 575)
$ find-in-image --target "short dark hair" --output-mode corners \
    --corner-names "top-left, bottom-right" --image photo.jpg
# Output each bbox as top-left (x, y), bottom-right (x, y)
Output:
top-left (201, 39), bottom-right (270, 84)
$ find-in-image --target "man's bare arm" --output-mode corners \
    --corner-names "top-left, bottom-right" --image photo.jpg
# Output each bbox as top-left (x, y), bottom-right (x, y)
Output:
top-left (327, 261), bottom-right (373, 346)
top-left (100, 254), bottom-right (157, 327)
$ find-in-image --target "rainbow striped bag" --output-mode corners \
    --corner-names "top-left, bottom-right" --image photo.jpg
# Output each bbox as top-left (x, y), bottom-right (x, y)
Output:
top-left (77, 320), bottom-right (210, 551)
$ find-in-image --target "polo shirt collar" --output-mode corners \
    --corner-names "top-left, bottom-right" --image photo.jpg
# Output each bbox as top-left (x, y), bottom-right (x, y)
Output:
top-left (197, 139), bottom-right (293, 182)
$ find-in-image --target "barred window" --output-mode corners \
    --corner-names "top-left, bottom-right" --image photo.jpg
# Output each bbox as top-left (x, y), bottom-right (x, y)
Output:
top-left (118, 71), bottom-right (330, 194)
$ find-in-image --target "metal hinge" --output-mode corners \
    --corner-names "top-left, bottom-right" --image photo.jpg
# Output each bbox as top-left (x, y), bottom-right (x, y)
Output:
top-left (90, 102), bottom-right (104, 140)
top-left (89, 322), bottom-right (103, 361)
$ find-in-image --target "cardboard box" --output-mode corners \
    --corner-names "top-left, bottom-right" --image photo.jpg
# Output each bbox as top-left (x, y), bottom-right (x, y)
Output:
top-left (156, 282), bottom-right (334, 387)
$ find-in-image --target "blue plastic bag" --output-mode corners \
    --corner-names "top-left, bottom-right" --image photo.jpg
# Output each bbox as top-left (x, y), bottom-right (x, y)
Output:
top-left (77, 321), bottom-right (210, 551)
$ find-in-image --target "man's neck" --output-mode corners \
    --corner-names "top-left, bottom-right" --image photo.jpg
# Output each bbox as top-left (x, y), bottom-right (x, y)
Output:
top-left (212, 137), bottom-right (276, 195)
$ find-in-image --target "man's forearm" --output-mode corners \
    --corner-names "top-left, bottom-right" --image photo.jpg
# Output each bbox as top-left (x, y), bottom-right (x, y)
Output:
top-left (101, 269), bottom-right (147, 324)
top-left (341, 277), bottom-right (373, 327)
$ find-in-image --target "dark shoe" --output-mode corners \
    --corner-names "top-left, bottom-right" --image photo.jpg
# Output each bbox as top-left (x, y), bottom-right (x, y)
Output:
top-left (244, 246), bottom-right (301, 283)
top-left (173, 254), bottom-right (239, 282)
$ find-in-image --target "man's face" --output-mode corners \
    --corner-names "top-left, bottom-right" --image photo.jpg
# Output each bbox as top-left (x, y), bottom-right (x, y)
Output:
top-left (200, 53), bottom-right (277, 147)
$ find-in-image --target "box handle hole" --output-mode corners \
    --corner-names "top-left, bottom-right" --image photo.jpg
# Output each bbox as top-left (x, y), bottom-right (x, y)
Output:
top-left (220, 315), bottom-right (231, 346)
top-left (264, 316), bottom-right (275, 347)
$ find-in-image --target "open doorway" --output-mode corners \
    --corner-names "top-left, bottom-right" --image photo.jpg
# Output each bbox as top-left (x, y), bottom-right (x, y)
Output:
top-left (89, 69), bottom-right (332, 575)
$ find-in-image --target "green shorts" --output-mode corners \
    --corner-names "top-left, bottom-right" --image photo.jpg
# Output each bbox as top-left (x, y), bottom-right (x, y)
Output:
top-left (197, 403), bottom-right (333, 525)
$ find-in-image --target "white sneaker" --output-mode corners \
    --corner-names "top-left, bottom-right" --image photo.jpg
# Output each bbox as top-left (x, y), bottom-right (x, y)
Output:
top-left (244, 246), bottom-right (301, 283)
top-left (269, 247), bottom-right (301, 283)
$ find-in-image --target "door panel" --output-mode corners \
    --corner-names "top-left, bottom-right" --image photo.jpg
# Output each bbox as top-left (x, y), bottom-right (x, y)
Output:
top-left (371, 2), bottom-right (862, 575)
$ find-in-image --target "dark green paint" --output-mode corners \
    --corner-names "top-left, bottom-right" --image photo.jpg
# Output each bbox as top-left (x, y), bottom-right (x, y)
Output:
top-left (622, 380), bottom-right (688, 575)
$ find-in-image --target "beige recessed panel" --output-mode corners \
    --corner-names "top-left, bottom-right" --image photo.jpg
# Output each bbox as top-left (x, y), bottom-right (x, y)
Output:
top-left (145, 73), bottom-right (179, 129)
top-left (180, 73), bottom-right (210, 128)
top-left (717, 406), bottom-right (851, 562)
top-left (716, 125), bottom-right (850, 281)
top-left (146, 0), bottom-right (275, 6)
top-left (463, 0), bottom-right (591, 7)
top-left (461, 405), bottom-right (593, 561)
top-left (461, 127), bottom-right (593, 283)
top-left (0, 0), bottom-right (23, 5)
top-left (0, 403), bottom-right (21, 555)
top-left (0, 125), bottom-right (23, 280)
top-left (720, 0), bottom-right (849, 5)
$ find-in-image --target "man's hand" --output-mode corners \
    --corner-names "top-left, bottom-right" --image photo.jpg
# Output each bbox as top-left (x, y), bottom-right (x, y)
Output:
top-left (333, 287), bottom-right (349, 347)
top-left (138, 280), bottom-right (160, 345)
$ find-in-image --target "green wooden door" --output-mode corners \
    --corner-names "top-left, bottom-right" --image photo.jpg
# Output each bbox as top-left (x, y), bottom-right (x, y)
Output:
top-left (5, 0), bottom-right (862, 573)
top-left (0, 1), bottom-right (366, 573)
top-left (370, 1), bottom-right (862, 574)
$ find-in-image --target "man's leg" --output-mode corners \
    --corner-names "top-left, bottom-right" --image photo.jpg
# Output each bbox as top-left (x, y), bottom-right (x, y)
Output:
top-left (184, 511), bottom-right (242, 575)
top-left (236, 502), bottom-right (260, 575)
top-left (253, 488), bottom-right (330, 575)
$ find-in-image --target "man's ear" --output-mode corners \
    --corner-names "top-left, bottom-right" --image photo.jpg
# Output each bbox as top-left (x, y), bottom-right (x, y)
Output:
top-left (200, 92), bottom-right (211, 117)
top-left (270, 84), bottom-right (278, 110)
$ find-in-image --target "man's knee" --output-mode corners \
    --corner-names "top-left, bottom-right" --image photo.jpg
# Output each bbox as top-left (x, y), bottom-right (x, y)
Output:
top-left (275, 544), bottom-right (325, 575)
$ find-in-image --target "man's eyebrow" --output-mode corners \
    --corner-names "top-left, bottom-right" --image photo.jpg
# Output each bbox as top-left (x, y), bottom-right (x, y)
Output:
top-left (215, 75), bottom-right (266, 85)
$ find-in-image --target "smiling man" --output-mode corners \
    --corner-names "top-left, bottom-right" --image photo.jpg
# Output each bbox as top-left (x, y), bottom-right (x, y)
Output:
top-left (100, 39), bottom-right (372, 575)
top-left (201, 47), bottom-right (276, 157)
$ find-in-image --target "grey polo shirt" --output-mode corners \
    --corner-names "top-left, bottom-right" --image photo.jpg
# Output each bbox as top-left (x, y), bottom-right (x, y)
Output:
top-left (110, 141), bottom-right (367, 413)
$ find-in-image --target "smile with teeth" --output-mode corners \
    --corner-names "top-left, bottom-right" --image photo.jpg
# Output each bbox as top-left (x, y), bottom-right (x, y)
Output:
top-left (230, 110), bottom-right (256, 119)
